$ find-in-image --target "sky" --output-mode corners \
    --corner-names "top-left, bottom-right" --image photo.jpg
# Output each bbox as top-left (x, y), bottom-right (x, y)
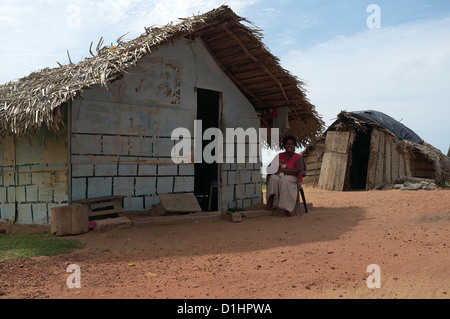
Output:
top-left (1, 0), bottom-right (449, 157)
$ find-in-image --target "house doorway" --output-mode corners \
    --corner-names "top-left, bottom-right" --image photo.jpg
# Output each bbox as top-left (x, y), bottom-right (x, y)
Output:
top-left (349, 129), bottom-right (372, 190)
top-left (195, 88), bottom-right (221, 211)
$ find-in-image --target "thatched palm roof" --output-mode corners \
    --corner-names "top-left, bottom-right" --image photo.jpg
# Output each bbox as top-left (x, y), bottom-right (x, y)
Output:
top-left (0, 5), bottom-right (323, 146)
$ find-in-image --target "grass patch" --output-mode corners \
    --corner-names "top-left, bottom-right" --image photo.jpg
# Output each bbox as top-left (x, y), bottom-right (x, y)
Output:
top-left (0, 232), bottom-right (85, 262)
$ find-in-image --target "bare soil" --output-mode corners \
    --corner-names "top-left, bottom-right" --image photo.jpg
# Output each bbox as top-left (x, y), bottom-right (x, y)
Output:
top-left (0, 187), bottom-right (449, 299)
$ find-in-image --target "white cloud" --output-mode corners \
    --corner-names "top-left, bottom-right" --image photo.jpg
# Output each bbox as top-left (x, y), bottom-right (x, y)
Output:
top-left (281, 17), bottom-right (450, 153)
top-left (0, 0), bottom-right (260, 83)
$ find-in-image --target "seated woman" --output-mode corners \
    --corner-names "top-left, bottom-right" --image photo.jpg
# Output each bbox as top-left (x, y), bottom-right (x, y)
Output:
top-left (265, 135), bottom-right (305, 216)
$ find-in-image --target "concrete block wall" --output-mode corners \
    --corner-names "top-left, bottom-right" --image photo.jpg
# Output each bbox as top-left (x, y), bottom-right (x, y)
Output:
top-left (0, 131), bottom-right (69, 225)
top-left (70, 139), bottom-right (196, 211)
top-left (69, 37), bottom-right (263, 213)
top-left (221, 161), bottom-right (263, 212)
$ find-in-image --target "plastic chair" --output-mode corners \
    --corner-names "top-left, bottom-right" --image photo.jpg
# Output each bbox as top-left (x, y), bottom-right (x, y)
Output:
top-left (293, 171), bottom-right (308, 216)
top-left (298, 184), bottom-right (308, 214)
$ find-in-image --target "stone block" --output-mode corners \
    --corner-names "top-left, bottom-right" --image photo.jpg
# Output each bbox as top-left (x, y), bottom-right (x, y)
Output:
top-left (152, 138), bottom-right (174, 157)
top-left (246, 162), bottom-right (254, 170)
top-left (113, 177), bottom-right (134, 196)
top-left (38, 187), bottom-right (53, 202)
top-left (26, 185), bottom-right (38, 202)
top-left (16, 186), bottom-right (26, 202)
top-left (102, 135), bottom-right (122, 155)
top-left (245, 183), bottom-right (256, 197)
top-left (50, 204), bottom-right (89, 236)
top-left (243, 199), bottom-right (252, 208)
top-left (95, 164), bottom-right (117, 176)
top-left (32, 203), bottom-right (49, 225)
top-left (135, 177), bottom-right (156, 196)
top-left (251, 171), bottom-right (262, 183)
top-left (17, 204), bottom-right (32, 224)
top-left (72, 164), bottom-right (94, 177)
top-left (7, 187), bottom-right (15, 203)
top-left (72, 135), bottom-right (101, 155)
top-left (103, 136), bottom-right (129, 156)
top-left (222, 185), bottom-right (234, 204)
top-left (129, 137), bottom-right (152, 156)
top-left (93, 217), bottom-right (132, 233)
top-left (221, 172), bottom-right (227, 186)
top-left (145, 195), bottom-right (160, 210)
top-left (88, 177), bottom-right (112, 198)
top-left (235, 184), bottom-right (245, 199)
top-left (32, 172), bottom-right (52, 187)
top-left (251, 198), bottom-right (263, 206)
top-left (227, 171), bottom-right (236, 185)
top-left (179, 164), bottom-right (194, 176)
top-left (18, 172), bottom-right (32, 185)
top-left (158, 164), bottom-right (178, 176)
top-left (138, 164), bottom-right (157, 176)
top-left (71, 178), bottom-right (87, 201)
top-left (157, 177), bottom-right (173, 194)
top-left (3, 171), bottom-right (15, 186)
top-left (0, 204), bottom-right (16, 221)
top-left (54, 187), bottom-right (68, 203)
top-left (119, 163), bottom-right (138, 176)
top-left (155, 194), bottom-right (202, 214)
top-left (236, 171), bottom-right (251, 184)
top-left (0, 187), bottom-right (6, 203)
top-left (123, 197), bottom-right (144, 211)
top-left (174, 176), bottom-right (194, 193)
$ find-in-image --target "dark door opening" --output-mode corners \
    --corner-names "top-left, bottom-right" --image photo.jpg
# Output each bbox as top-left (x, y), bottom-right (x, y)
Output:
top-left (349, 129), bottom-right (372, 190)
top-left (195, 89), bottom-right (220, 211)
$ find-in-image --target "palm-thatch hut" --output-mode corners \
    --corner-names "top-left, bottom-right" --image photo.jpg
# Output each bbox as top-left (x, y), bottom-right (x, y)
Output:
top-left (0, 6), bottom-right (323, 225)
top-left (302, 110), bottom-right (449, 191)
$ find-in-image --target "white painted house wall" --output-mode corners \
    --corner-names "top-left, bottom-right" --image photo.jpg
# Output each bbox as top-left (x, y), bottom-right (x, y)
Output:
top-left (70, 38), bottom-right (262, 213)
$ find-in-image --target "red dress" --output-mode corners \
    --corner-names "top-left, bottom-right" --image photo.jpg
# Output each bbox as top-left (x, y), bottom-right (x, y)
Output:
top-left (278, 152), bottom-right (304, 184)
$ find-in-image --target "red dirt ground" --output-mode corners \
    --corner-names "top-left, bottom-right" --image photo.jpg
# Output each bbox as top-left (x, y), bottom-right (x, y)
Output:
top-left (0, 186), bottom-right (449, 299)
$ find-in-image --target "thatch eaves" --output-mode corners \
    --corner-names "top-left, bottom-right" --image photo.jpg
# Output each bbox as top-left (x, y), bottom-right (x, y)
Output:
top-left (0, 5), bottom-right (324, 147)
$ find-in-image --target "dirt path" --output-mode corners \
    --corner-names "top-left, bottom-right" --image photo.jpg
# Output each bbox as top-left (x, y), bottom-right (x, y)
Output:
top-left (1, 187), bottom-right (449, 299)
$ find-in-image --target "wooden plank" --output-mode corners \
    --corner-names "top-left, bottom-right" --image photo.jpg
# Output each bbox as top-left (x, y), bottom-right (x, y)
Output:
top-left (74, 195), bottom-right (125, 204)
top-left (374, 131), bottom-right (385, 186)
top-left (318, 131), bottom-right (351, 191)
top-left (326, 154), bottom-right (338, 190)
top-left (405, 156), bottom-right (412, 177)
top-left (384, 134), bottom-right (392, 183)
top-left (366, 129), bottom-right (379, 189)
top-left (337, 131), bottom-right (351, 153)
top-left (399, 150), bottom-right (405, 177)
top-left (327, 131), bottom-right (337, 153)
top-left (333, 153), bottom-right (349, 191)
top-left (89, 208), bottom-right (124, 218)
top-left (318, 152), bottom-right (332, 189)
top-left (391, 142), bottom-right (400, 182)
top-left (90, 198), bottom-right (121, 210)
